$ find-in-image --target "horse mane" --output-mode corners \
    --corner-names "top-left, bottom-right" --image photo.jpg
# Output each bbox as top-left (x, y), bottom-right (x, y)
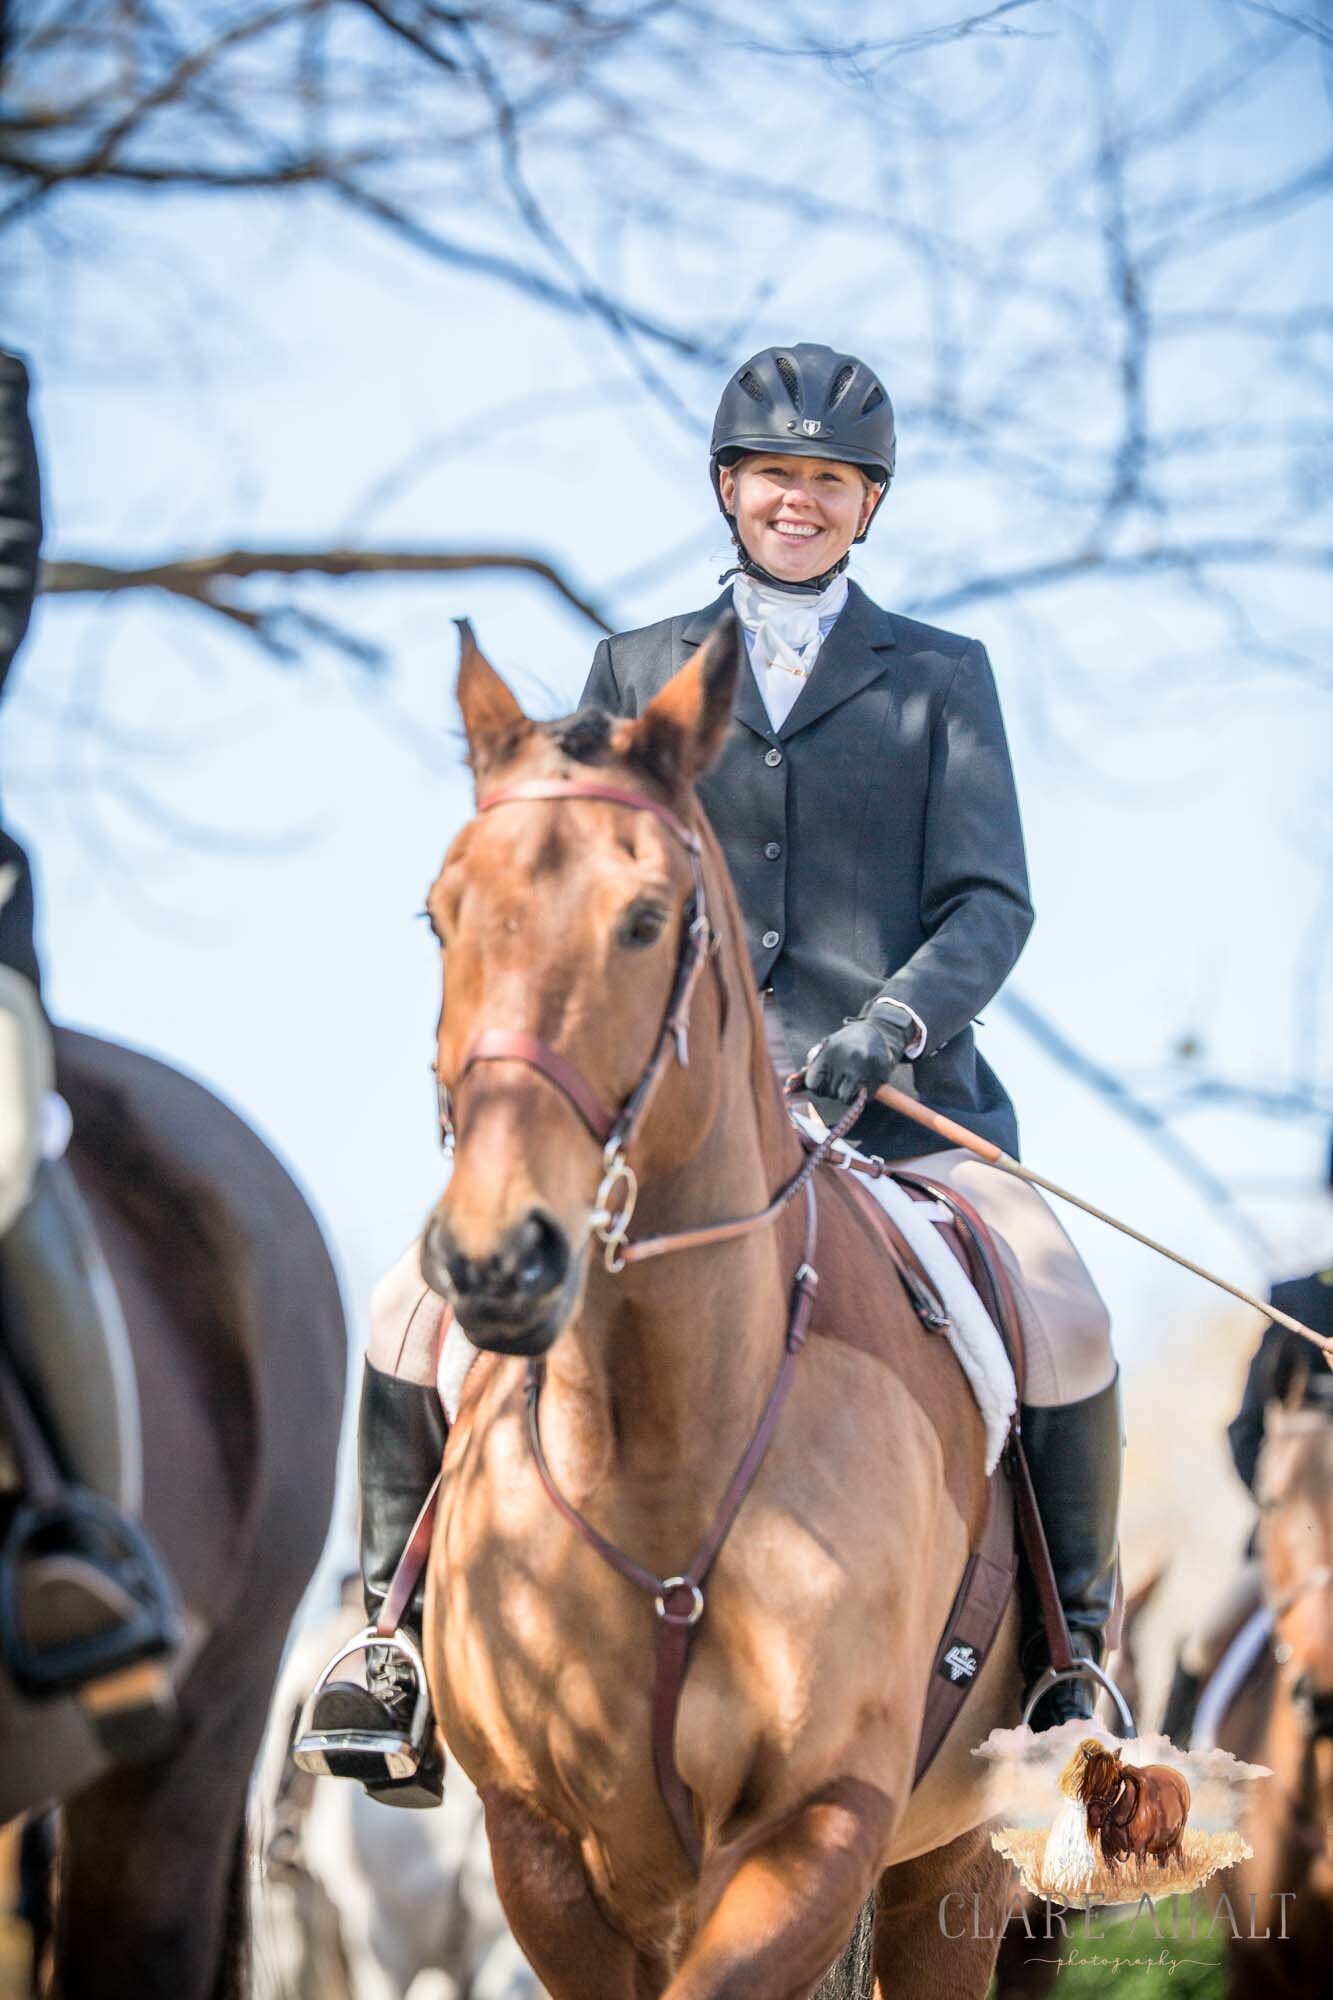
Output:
top-left (690, 807), bottom-right (801, 1173)
top-left (543, 708), bottom-right (611, 763)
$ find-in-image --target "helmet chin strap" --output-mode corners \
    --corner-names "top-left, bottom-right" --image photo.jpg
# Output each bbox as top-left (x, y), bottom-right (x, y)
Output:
top-left (718, 533), bottom-right (851, 596)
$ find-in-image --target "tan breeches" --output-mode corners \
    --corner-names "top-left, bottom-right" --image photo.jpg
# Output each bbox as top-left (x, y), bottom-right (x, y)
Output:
top-left (763, 993), bottom-right (1115, 1408)
top-left (368, 1240), bottom-right (447, 1386)
top-left (369, 1003), bottom-right (1117, 1408)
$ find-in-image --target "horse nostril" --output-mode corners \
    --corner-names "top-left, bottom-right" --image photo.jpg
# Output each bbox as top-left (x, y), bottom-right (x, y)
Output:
top-left (448, 1248), bottom-right (482, 1297)
top-left (422, 1214), bottom-right (478, 1300)
top-left (506, 1211), bottom-right (569, 1300)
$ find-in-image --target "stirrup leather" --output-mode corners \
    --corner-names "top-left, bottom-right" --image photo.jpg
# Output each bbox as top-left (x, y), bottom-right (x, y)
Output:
top-left (293, 1624), bottom-right (431, 1782)
top-left (1021, 1656), bottom-right (1136, 1737)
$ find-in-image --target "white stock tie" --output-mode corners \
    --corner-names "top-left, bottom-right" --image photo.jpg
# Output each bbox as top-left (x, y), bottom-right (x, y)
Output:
top-left (732, 572), bottom-right (849, 730)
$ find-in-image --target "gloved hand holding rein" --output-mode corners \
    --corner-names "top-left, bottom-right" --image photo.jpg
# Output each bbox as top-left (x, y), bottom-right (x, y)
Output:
top-left (803, 996), bottom-right (921, 1105)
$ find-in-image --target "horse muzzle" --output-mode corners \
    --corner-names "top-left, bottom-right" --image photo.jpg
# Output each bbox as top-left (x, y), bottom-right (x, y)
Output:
top-left (420, 1206), bottom-right (578, 1355)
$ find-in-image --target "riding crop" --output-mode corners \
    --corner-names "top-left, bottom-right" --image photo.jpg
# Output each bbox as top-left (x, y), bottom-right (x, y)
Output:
top-left (872, 1083), bottom-right (1333, 1363)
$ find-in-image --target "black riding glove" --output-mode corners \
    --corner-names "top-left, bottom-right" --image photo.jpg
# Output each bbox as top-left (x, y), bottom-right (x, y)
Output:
top-left (803, 1010), bottom-right (914, 1106)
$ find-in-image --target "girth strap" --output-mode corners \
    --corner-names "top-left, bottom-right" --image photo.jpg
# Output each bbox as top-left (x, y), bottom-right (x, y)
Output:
top-left (895, 1171), bottom-right (1075, 1680)
top-left (912, 1468), bottom-right (1017, 1786)
top-left (525, 1180), bottom-right (820, 1865)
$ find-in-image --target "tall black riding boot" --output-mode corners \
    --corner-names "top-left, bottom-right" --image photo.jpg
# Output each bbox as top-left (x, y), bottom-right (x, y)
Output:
top-left (1018, 1370), bottom-right (1125, 1732)
top-left (295, 1358), bottom-right (447, 1807)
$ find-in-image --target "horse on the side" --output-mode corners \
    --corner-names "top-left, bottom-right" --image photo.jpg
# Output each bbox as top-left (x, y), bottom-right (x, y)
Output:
top-left (1213, 1400), bottom-right (1333, 1998)
top-left (1, 1029), bottom-right (345, 1999)
top-left (1061, 1738), bottom-right (1189, 1872)
top-left (416, 622), bottom-right (1024, 2000)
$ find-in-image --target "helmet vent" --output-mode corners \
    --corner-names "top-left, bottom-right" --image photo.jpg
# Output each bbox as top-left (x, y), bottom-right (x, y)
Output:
top-left (861, 384), bottom-right (885, 414)
top-left (774, 353), bottom-right (801, 407)
top-left (827, 363), bottom-right (855, 409)
top-left (737, 369), bottom-right (768, 405)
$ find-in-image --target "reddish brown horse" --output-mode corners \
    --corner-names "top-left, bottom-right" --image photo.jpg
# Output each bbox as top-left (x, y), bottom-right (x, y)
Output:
top-left (1064, 1738), bottom-right (1189, 1871)
top-left (416, 622), bottom-right (1023, 2000)
top-left (1216, 1404), bottom-right (1333, 1998)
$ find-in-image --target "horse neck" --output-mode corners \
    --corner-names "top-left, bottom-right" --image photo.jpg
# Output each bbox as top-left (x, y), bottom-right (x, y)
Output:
top-left (544, 819), bottom-right (806, 1477)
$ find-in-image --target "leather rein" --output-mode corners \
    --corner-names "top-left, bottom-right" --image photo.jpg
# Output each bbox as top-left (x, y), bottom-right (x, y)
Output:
top-left (436, 776), bottom-right (866, 1863)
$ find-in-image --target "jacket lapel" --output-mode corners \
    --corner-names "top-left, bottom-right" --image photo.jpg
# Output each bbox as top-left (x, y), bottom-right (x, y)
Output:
top-left (677, 588), bottom-right (775, 743)
top-left (775, 582), bottom-right (897, 740)
top-left (675, 580), bottom-right (898, 745)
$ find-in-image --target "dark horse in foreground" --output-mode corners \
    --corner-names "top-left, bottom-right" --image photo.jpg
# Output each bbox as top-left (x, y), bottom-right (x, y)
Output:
top-left (417, 624), bottom-right (1024, 2000)
top-left (1, 1030), bottom-right (345, 1998)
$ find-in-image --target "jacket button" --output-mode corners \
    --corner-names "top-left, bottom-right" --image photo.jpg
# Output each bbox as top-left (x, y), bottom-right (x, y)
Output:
top-left (764, 841), bottom-right (782, 860)
top-left (764, 747), bottom-right (782, 767)
top-left (762, 929), bottom-right (781, 950)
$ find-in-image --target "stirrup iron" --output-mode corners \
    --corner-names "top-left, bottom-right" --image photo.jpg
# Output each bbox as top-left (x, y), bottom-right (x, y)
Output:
top-left (1021, 1657), bottom-right (1136, 1738)
top-left (293, 1623), bottom-right (431, 1782)
top-left (0, 1487), bottom-right (180, 1701)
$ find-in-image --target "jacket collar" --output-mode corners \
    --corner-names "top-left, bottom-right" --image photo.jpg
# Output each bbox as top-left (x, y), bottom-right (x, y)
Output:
top-left (677, 581), bottom-right (897, 744)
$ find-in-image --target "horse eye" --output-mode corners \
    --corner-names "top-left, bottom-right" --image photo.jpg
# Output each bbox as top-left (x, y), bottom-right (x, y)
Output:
top-left (618, 905), bottom-right (667, 950)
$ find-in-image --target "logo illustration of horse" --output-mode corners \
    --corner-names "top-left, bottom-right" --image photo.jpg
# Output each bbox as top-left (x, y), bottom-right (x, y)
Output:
top-left (982, 1725), bottom-right (1259, 1905)
top-left (1065, 1737), bottom-right (1190, 1871)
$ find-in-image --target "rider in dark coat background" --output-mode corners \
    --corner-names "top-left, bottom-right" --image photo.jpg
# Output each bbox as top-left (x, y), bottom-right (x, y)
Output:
top-left (1161, 1132), bottom-right (1333, 1744)
top-left (0, 350), bottom-right (178, 1698)
top-left (1227, 1249), bottom-right (1333, 1493)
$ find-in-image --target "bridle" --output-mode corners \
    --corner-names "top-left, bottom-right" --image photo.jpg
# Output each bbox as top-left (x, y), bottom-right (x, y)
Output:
top-left (434, 775), bottom-right (857, 1272)
top-left (1271, 1562), bottom-right (1333, 1741)
top-left (430, 771), bottom-right (869, 1866)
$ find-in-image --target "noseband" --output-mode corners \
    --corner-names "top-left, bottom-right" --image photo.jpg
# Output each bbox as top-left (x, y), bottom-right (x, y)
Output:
top-left (435, 778), bottom-right (716, 1268)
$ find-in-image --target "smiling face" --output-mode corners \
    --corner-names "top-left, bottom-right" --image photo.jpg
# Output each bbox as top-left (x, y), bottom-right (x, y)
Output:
top-left (718, 452), bottom-right (882, 583)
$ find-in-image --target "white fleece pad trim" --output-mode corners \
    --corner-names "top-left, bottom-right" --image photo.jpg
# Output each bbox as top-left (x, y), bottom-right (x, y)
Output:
top-left (438, 1316), bottom-right (481, 1426)
top-left (791, 1108), bottom-right (1016, 1473)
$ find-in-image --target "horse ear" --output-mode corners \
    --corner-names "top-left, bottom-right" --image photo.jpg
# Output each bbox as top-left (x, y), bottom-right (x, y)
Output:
top-left (455, 619), bottom-right (531, 777)
top-left (629, 612), bottom-right (739, 791)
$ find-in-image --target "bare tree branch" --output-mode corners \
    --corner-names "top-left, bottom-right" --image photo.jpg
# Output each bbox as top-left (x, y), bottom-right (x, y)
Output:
top-left (40, 547), bottom-right (615, 659)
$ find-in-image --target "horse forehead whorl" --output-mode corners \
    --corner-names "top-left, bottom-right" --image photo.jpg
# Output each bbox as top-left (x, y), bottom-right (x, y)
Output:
top-left (543, 707), bottom-right (612, 762)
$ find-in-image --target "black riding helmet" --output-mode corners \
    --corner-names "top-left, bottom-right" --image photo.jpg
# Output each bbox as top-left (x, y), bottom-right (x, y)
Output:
top-left (711, 343), bottom-right (896, 593)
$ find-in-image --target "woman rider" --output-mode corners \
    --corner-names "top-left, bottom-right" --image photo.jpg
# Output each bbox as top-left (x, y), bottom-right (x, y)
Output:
top-left (301, 342), bottom-right (1122, 1806)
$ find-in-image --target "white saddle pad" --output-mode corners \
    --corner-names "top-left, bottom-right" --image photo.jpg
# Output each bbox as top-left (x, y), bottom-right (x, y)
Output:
top-left (790, 1107), bottom-right (1016, 1473)
top-left (438, 1121), bottom-right (1018, 1472)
